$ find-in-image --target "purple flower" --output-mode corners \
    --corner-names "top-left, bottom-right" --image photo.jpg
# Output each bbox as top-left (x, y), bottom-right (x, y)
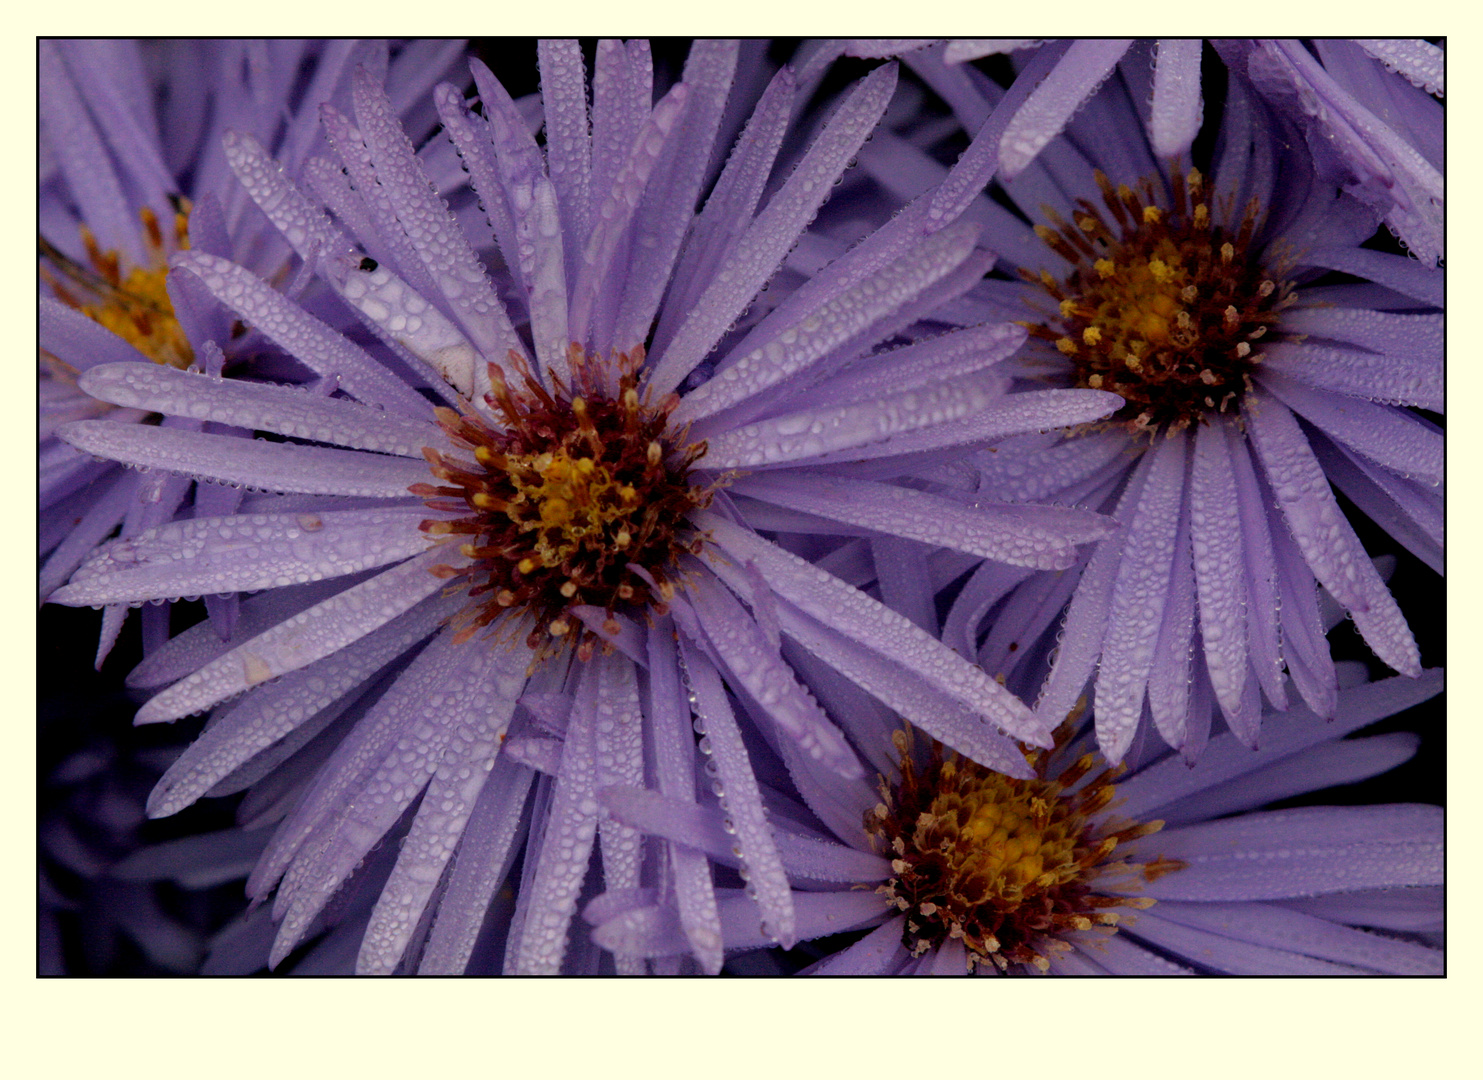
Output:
top-left (928, 39), bottom-right (1443, 265)
top-left (40, 39), bottom-right (466, 662)
top-left (50, 42), bottom-right (1121, 974)
top-left (588, 668), bottom-right (1442, 975)
top-left (856, 41), bottom-right (1441, 761)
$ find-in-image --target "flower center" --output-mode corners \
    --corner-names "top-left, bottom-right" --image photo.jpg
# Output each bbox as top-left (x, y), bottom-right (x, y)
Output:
top-left (416, 345), bottom-right (719, 660)
top-left (866, 725), bottom-right (1183, 972)
top-left (40, 201), bottom-right (195, 370)
top-left (1024, 169), bottom-right (1293, 433)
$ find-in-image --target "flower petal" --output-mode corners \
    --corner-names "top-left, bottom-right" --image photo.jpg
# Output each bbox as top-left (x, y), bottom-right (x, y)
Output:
top-left (60, 420), bottom-right (430, 499)
top-left (135, 548), bottom-right (453, 724)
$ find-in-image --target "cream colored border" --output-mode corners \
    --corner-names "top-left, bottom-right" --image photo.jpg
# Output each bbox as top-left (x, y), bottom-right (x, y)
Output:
top-left (10, 9), bottom-right (1472, 1079)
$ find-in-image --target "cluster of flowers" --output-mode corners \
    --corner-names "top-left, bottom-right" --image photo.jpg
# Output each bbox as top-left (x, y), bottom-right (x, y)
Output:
top-left (40, 38), bottom-right (1442, 976)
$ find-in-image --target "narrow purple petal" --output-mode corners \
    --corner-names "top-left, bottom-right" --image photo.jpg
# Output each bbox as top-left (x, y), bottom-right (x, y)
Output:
top-left (679, 639), bottom-right (797, 949)
top-left (134, 549), bottom-right (453, 724)
top-left (702, 515), bottom-right (1049, 749)
top-left (1094, 434), bottom-right (1186, 761)
top-left (999, 40), bottom-right (1134, 178)
top-left (59, 421), bottom-right (429, 499)
top-left (418, 757), bottom-right (535, 974)
top-left (56, 507), bottom-right (430, 606)
top-left (1127, 804), bottom-right (1442, 901)
top-left (77, 364), bottom-right (443, 458)
top-left (649, 64), bottom-right (898, 395)
top-left (357, 638), bottom-right (530, 974)
top-left (1245, 391), bottom-right (1420, 676)
top-left (1149, 39), bottom-right (1203, 158)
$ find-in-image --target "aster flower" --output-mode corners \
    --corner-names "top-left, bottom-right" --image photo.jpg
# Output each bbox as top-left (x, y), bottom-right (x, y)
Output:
top-left (40, 39), bottom-right (467, 661)
top-left (925, 39), bottom-right (1443, 265)
top-left (50, 41), bottom-right (1122, 974)
top-left (587, 665), bottom-right (1443, 975)
top-left (855, 41), bottom-right (1441, 760)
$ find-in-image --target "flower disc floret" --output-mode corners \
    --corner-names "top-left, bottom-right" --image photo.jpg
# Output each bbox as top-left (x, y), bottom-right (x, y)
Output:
top-left (1026, 169), bottom-right (1294, 432)
top-left (417, 344), bottom-right (719, 659)
top-left (867, 725), bottom-right (1181, 972)
top-left (40, 200), bottom-right (195, 370)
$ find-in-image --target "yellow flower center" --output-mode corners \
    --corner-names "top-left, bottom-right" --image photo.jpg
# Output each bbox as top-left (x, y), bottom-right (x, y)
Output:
top-left (416, 345), bottom-right (723, 660)
top-left (41, 202), bottom-right (195, 370)
top-left (867, 725), bottom-right (1183, 973)
top-left (1025, 169), bottom-right (1294, 433)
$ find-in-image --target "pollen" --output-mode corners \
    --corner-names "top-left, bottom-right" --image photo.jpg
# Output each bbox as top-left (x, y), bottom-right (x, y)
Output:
top-left (40, 201), bottom-right (195, 371)
top-left (417, 344), bottom-right (723, 658)
top-left (866, 723), bottom-right (1181, 973)
top-left (1022, 168), bottom-right (1294, 433)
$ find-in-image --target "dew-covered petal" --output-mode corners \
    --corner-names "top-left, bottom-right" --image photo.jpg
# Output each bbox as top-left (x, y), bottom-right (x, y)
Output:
top-left (612, 41), bottom-right (738, 350)
top-left (1079, 932), bottom-right (1196, 975)
top-left (999, 40), bottom-right (1133, 178)
top-left (59, 421), bottom-right (430, 499)
top-left (650, 65), bottom-right (794, 360)
top-left (674, 220), bottom-right (981, 425)
top-left (567, 82), bottom-right (689, 345)
top-left (334, 260), bottom-right (484, 401)
top-left (600, 786), bottom-right (889, 885)
top-left (1159, 899), bottom-right (1440, 975)
top-left (592, 653), bottom-right (647, 953)
top-left (649, 64), bottom-right (899, 396)
top-left (814, 323), bottom-right (1030, 410)
top-left (789, 389), bottom-right (1124, 467)
top-left (1116, 669), bottom-right (1441, 821)
top-left (417, 757), bottom-right (535, 974)
top-left (678, 638), bottom-right (796, 949)
top-left (1244, 391), bottom-right (1420, 676)
top-left (1262, 340), bottom-right (1440, 413)
top-left (126, 574), bottom-right (364, 690)
top-left (1149, 39), bottom-right (1203, 158)
top-left (221, 128), bottom-right (349, 265)
top-left (135, 548), bottom-right (453, 723)
top-left (39, 472), bottom-right (135, 602)
top-left (39, 41), bottom-right (140, 260)
top-left (701, 514), bottom-right (1050, 748)
top-left (1259, 370), bottom-right (1440, 487)
top-left (350, 69), bottom-right (519, 365)
top-left (1223, 422), bottom-right (1288, 710)
top-left (1145, 491), bottom-right (1195, 750)
top-left (1278, 886), bottom-right (1442, 933)
top-left (590, 889), bottom-right (889, 959)
top-left (973, 431), bottom-right (1128, 504)
top-left (170, 251), bottom-right (431, 416)
top-left (509, 657), bottom-right (604, 974)
top-left (1355, 39), bottom-right (1444, 95)
top-left (645, 622), bottom-right (724, 973)
top-left (77, 364), bottom-right (443, 458)
top-left (356, 636), bottom-right (530, 974)
top-left (806, 916), bottom-right (907, 975)
top-left (55, 507), bottom-right (431, 607)
top-left (146, 592), bottom-right (456, 818)
top-left (731, 472), bottom-right (1108, 570)
top-left (1298, 247), bottom-right (1442, 306)
top-left (538, 40), bottom-right (594, 261)
top-left (268, 631), bottom-right (531, 964)
top-left (1154, 733), bottom-right (1420, 829)
top-left (1125, 909), bottom-right (1363, 975)
top-left (702, 371), bottom-right (1007, 470)
top-left (686, 577), bottom-right (859, 776)
top-left (1316, 439), bottom-right (1442, 573)
top-left (1190, 419), bottom-right (1249, 723)
top-left (1279, 307), bottom-right (1441, 362)
top-left (40, 297), bottom-right (150, 373)
top-left (1125, 804), bottom-right (1443, 901)
top-left (1094, 435), bottom-right (1187, 761)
